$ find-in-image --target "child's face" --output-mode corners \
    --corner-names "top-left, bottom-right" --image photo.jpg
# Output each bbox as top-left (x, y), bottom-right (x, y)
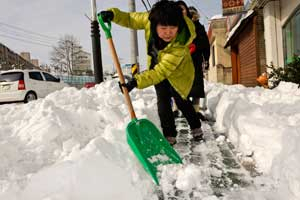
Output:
top-left (156, 24), bottom-right (178, 42)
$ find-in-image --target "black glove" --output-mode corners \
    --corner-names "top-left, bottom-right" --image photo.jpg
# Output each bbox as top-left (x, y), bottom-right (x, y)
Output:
top-left (98, 11), bottom-right (114, 23)
top-left (118, 78), bottom-right (137, 93)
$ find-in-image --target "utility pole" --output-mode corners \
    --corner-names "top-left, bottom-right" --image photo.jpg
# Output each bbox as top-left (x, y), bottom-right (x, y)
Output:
top-left (128, 0), bottom-right (139, 73)
top-left (91, 0), bottom-right (103, 83)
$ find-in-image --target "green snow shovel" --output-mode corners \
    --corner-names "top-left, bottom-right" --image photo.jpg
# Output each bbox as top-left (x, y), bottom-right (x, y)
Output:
top-left (98, 15), bottom-right (182, 185)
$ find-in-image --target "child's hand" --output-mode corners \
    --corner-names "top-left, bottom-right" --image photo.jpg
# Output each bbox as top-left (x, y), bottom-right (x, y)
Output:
top-left (98, 11), bottom-right (114, 22)
top-left (118, 78), bottom-right (137, 93)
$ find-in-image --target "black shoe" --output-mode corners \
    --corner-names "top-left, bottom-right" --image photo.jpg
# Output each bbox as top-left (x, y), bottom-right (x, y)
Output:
top-left (191, 128), bottom-right (204, 142)
top-left (192, 134), bottom-right (204, 142)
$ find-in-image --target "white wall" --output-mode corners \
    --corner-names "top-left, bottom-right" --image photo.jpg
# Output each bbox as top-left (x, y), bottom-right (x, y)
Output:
top-left (263, 0), bottom-right (300, 68)
top-left (263, 1), bottom-right (284, 68)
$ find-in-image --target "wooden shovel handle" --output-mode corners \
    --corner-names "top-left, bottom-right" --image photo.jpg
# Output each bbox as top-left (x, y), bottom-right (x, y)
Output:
top-left (107, 38), bottom-right (137, 119)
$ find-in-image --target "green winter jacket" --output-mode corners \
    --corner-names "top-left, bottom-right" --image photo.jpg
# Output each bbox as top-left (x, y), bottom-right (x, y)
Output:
top-left (109, 8), bottom-right (196, 99)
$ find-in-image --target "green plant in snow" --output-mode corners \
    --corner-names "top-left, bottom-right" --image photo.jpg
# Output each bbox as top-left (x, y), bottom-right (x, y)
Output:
top-left (267, 56), bottom-right (300, 88)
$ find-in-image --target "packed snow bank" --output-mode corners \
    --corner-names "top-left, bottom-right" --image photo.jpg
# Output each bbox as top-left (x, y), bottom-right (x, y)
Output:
top-left (206, 81), bottom-right (300, 200)
top-left (0, 81), bottom-right (155, 200)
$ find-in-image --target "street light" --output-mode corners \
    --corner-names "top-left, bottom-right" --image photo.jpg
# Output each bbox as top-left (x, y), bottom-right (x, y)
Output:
top-left (128, 0), bottom-right (139, 73)
top-left (91, 0), bottom-right (103, 83)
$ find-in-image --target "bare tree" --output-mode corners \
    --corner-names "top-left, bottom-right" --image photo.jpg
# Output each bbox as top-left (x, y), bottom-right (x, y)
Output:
top-left (50, 34), bottom-right (82, 75)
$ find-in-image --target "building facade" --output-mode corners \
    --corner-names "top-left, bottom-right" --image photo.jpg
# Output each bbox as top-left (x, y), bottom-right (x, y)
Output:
top-left (225, 9), bottom-right (266, 86)
top-left (261, 0), bottom-right (300, 67)
top-left (20, 52), bottom-right (31, 61)
top-left (31, 59), bottom-right (39, 67)
top-left (207, 16), bottom-right (232, 84)
top-left (72, 50), bottom-right (92, 75)
top-left (224, 0), bottom-right (300, 87)
top-left (0, 43), bottom-right (36, 70)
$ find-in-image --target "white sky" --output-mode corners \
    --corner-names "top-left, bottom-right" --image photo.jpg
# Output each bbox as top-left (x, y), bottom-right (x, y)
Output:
top-left (0, 0), bottom-right (221, 71)
top-left (0, 79), bottom-right (300, 199)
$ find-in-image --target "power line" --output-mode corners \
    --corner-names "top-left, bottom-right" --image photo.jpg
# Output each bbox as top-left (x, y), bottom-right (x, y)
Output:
top-left (146, 0), bottom-right (152, 9)
top-left (0, 28), bottom-right (57, 44)
top-left (0, 22), bottom-right (59, 41)
top-left (141, 0), bottom-right (150, 11)
top-left (0, 33), bottom-right (53, 47)
top-left (0, 21), bottom-right (59, 48)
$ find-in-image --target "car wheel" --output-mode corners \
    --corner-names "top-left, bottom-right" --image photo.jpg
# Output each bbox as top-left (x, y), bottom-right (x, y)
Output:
top-left (24, 92), bottom-right (37, 103)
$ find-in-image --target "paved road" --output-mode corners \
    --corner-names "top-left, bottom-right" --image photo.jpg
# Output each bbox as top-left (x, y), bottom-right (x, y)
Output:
top-left (157, 116), bottom-right (261, 200)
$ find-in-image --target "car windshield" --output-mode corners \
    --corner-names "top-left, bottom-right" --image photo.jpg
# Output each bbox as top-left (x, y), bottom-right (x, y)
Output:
top-left (0, 72), bottom-right (24, 82)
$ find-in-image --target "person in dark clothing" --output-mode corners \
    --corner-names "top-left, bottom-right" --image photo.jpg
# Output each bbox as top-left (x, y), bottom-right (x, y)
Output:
top-left (188, 6), bottom-right (210, 119)
top-left (99, 0), bottom-right (203, 145)
top-left (176, 1), bottom-right (210, 120)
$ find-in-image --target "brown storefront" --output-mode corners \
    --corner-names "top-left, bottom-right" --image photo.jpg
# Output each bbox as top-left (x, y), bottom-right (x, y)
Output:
top-left (225, 10), bottom-right (266, 87)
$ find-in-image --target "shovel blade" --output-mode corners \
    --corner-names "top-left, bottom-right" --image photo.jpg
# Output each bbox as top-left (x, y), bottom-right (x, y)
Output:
top-left (126, 118), bottom-right (182, 185)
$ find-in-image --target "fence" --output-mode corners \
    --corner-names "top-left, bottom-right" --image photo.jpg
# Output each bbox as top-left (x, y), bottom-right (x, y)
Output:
top-left (58, 75), bottom-right (95, 88)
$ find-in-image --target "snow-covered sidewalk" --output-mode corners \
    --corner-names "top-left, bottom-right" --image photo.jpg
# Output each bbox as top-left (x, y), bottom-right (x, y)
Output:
top-left (157, 116), bottom-right (260, 200)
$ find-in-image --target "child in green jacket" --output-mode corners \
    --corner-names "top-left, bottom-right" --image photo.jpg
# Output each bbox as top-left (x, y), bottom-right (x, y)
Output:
top-left (99, 0), bottom-right (203, 144)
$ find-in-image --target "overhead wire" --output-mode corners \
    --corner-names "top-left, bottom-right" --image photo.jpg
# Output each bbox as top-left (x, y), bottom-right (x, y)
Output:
top-left (141, 0), bottom-right (150, 11)
top-left (146, 0), bottom-right (152, 9)
top-left (0, 21), bottom-right (59, 47)
top-left (0, 34), bottom-right (53, 47)
top-left (0, 22), bottom-right (59, 41)
top-left (0, 28), bottom-right (57, 44)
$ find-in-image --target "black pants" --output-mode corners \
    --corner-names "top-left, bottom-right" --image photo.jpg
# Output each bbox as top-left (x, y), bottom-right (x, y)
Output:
top-left (154, 80), bottom-right (201, 137)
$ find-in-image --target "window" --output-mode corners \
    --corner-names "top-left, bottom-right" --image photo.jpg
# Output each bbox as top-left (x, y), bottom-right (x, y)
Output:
top-left (212, 45), bottom-right (216, 66)
top-left (0, 72), bottom-right (23, 82)
top-left (283, 8), bottom-right (300, 64)
top-left (29, 72), bottom-right (43, 81)
top-left (43, 72), bottom-right (60, 82)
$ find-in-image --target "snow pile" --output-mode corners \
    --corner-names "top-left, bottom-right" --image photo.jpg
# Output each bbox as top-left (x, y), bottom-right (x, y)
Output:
top-left (207, 81), bottom-right (300, 200)
top-left (0, 81), bottom-right (153, 200)
top-left (0, 79), bottom-right (300, 199)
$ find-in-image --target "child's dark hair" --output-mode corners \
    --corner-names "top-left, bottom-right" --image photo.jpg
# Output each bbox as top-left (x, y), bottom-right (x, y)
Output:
top-left (149, 0), bottom-right (184, 33)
